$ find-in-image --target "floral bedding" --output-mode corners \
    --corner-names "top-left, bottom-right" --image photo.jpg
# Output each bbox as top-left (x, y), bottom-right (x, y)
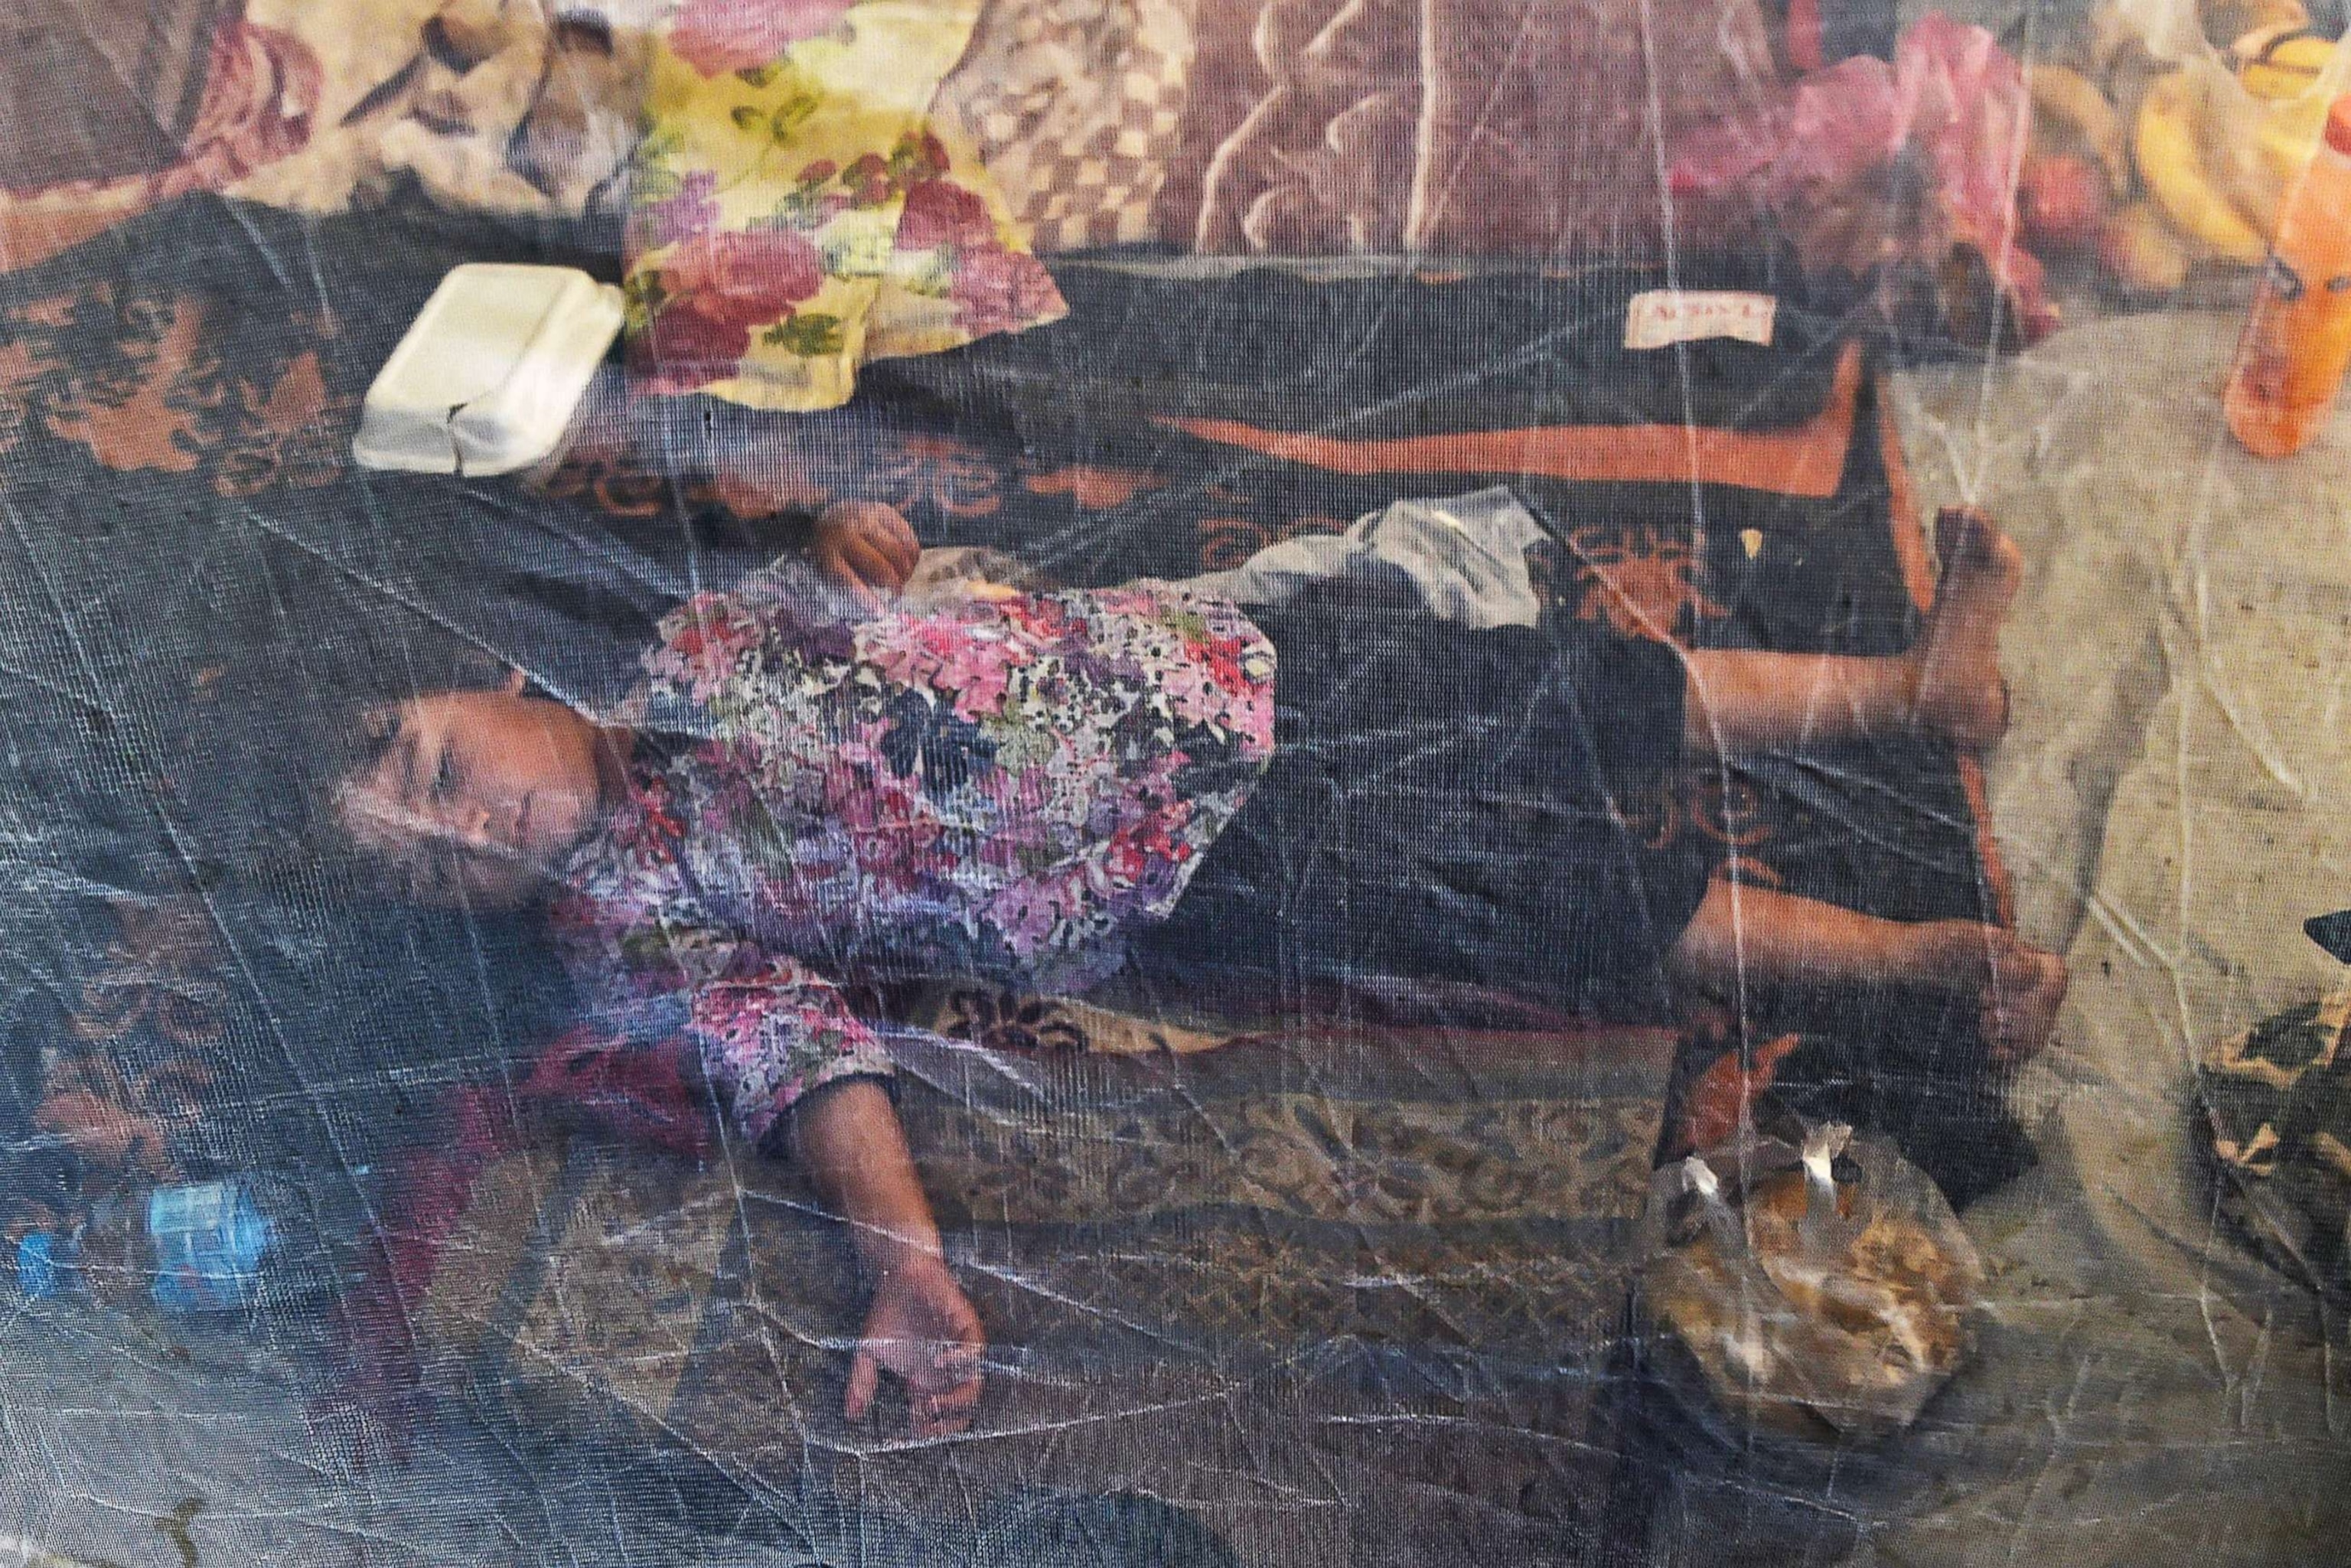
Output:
top-left (623, 0), bottom-right (1068, 409)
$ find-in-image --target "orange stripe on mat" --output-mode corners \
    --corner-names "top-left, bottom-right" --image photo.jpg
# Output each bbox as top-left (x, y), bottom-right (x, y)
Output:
top-left (1153, 342), bottom-right (1864, 498)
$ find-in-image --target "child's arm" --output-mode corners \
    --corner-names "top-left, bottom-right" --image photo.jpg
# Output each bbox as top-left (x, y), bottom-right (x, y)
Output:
top-left (635, 948), bottom-right (979, 1433)
top-left (538, 374), bottom-right (920, 603)
top-left (790, 1077), bottom-right (984, 1437)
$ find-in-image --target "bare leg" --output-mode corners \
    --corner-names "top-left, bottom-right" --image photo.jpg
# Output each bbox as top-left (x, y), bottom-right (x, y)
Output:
top-left (1664, 880), bottom-right (2067, 1063)
top-left (1681, 507), bottom-right (2021, 760)
top-left (1681, 647), bottom-right (1923, 760)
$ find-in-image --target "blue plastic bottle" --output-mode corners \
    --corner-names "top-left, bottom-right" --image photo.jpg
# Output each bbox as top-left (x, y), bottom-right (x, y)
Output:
top-left (14, 1177), bottom-right (318, 1313)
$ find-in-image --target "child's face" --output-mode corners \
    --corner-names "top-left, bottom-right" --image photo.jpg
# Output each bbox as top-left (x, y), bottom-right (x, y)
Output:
top-left (338, 692), bottom-right (608, 908)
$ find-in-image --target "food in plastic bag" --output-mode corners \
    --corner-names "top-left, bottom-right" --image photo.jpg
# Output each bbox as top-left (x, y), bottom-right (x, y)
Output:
top-left (1642, 1123), bottom-right (1984, 1444)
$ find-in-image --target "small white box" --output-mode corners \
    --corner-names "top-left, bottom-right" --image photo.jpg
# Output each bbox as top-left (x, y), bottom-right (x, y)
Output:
top-left (353, 264), bottom-right (625, 478)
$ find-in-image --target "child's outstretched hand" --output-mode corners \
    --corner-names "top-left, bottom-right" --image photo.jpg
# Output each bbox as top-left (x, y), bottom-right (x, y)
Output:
top-left (810, 501), bottom-right (921, 608)
top-left (846, 1250), bottom-right (985, 1439)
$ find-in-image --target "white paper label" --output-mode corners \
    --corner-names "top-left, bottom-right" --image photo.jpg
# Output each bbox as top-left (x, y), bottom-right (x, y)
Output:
top-left (1623, 289), bottom-right (1776, 350)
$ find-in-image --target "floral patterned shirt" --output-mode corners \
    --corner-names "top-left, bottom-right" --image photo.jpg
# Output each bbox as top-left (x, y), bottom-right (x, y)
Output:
top-left (547, 567), bottom-right (1277, 1146)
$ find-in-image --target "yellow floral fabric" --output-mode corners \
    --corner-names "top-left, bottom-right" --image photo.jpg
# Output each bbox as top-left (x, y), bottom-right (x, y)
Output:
top-left (623, 0), bottom-right (1066, 411)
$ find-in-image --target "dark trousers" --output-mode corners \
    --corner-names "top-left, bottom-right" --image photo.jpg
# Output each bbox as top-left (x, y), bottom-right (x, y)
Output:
top-left (1139, 582), bottom-right (1709, 1012)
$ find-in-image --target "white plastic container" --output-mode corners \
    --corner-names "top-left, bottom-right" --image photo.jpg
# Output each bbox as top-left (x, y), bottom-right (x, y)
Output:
top-left (352, 264), bottom-right (625, 478)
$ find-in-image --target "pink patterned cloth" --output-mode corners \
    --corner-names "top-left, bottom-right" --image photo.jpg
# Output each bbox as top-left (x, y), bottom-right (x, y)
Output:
top-left (2, 20), bottom-right (319, 205)
top-left (623, 0), bottom-right (1068, 409)
top-left (666, 0), bottom-right (865, 76)
top-left (163, 20), bottom-right (322, 198)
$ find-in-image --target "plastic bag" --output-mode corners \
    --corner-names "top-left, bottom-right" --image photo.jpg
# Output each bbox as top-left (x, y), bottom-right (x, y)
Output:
top-left (2097, 0), bottom-right (2351, 254)
top-left (1640, 1123), bottom-right (1984, 1445)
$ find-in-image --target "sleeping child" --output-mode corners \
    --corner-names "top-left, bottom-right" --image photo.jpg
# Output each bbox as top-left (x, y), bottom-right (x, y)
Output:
top-left (319, 496), bottom-right (2064, 1439)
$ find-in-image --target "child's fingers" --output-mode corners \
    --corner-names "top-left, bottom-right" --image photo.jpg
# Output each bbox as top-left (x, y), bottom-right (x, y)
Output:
top-left (814, 549), bottom-right (884, 610)
top-left (869, 528), bottom-right (919, 585)
top-left (879, 1347), bottom-right (983, 1439)
top-left (843, 1348), bottom-right (881, 1422)
top-left (838, 536), bottom-right (906, 592)
top-left (821, 501), bottom-right (919, 572)
top-left (869, 510), bottom-right (921, 576)
top-left (911, 1406), bottom-right (975, 1439)
top-left (820, 538), bottom-right (903, 603)
top-left (921, 1342), bottom-right (983, 1390)
top-left (927, 1374), bottom-right (983, 1417)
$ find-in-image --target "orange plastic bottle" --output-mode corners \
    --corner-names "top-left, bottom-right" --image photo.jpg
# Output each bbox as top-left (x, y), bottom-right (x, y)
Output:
top-left (2227, 96), bottom-right (2351, 458)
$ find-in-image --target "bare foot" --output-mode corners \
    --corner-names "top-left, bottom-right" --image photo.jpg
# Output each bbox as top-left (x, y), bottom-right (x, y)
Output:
top-left (1909, 507), bottom-right (2022, 750)
top-left (1910, 921), bottom-right (2069, 1064)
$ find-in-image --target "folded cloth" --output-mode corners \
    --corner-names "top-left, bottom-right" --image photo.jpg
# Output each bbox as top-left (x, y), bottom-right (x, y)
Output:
top-left (932, 0), bottom-right (1197, 253)
top-left (623, 0), bottom-right (1067, 410)
top-left (915, 488), bottom-right (1552, 630)
top-left (1182, 486), bottom-right (1553, 631)
top-left (223, 0), bottom-right (653, 220)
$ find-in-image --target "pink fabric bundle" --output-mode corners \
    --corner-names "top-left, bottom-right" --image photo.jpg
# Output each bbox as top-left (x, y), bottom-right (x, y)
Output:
top-left (1671, 12), bottom-right (2056, 341)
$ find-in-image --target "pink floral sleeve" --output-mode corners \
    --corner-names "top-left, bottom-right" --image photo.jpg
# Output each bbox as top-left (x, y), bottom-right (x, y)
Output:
top-left (683, 954), bottom-right (895, 1147)
top-left (547, 786), bottom-right (897, 1150)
